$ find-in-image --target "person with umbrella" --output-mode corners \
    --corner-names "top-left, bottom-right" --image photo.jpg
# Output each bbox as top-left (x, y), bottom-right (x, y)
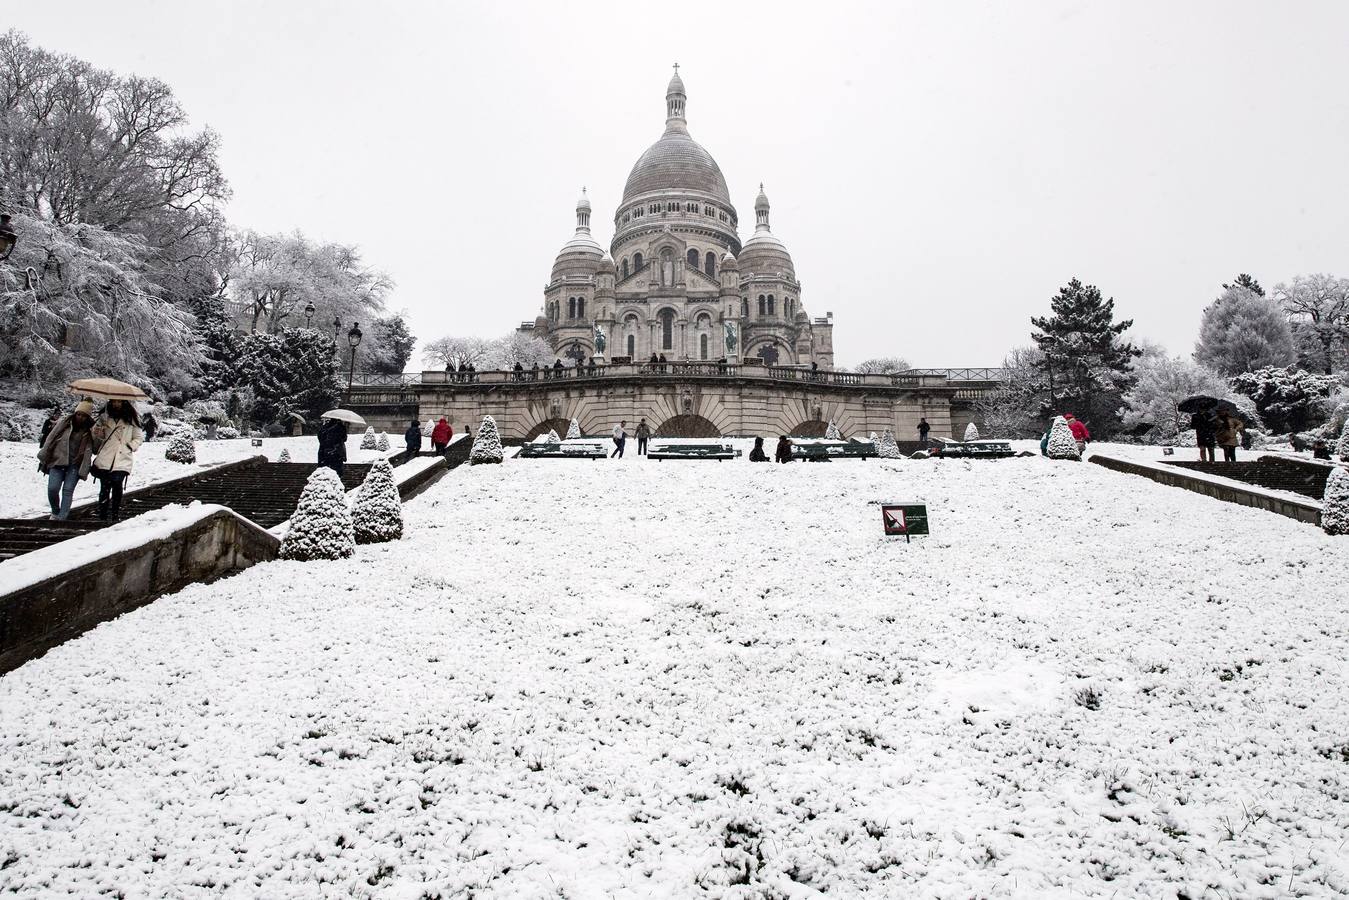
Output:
top-left (1214, 408), bottom-right (1245, 462)
top-left (317, 411), bottom-right (357, 475)
top-left (36, 400), bottom-right (97, 519)
top-left (90, 399), bottom-right (144, 520)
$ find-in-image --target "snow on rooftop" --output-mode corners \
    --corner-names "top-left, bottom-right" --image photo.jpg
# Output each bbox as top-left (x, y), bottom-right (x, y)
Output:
top-left (1, 446), bottom-right (1347, 895)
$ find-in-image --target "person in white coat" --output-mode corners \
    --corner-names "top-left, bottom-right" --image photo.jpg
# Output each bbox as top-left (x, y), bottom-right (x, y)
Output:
top-left (91, 400), bottom-right (144, 520)
top-left (611, 420), bottom-right (627, 459)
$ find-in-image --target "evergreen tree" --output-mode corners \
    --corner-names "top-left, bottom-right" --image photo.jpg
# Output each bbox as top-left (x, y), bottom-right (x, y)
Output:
top-left (876, 429), bottom-right (903, 459)
top-left (279, 467), bottom-right (355, 560)
top-left (351, 458), bottom-right (403, 544)
top-left (1222, 274), bottom-right (1265, 297)
top-left (422, 418), bottom-right (434, 437)
top-left (191, 296), bottom-right (242, 393)
top-left (236, 327), bottom-right (341, 428)
top-left (1338, 419), bottom-right (1349, 461)
top-left (1229, 366), bottom-right (1338, 433)
top-left (1046, 416), bottom-right (1080, 460)
top-left (1322, 467), bottom-right (1349, 535)
top-left (165, 431), bottom-right (196, 464)
top-left (369, 314), bottom-right (418, 375)
top-left (360, 426), bottom-right (377, 450)
top-left (277, 448), bottom-right (291, 463)
top-left (963, 422), bottom-right (980, 441)
top-left (375, 431), bottom-right (389, 452)
top-left (546, 428), bottom-right (561, 445)
top-left (1194, 285), bottom-right (1295, 376)
top-left (1031, 279), bottom-right (1140, 436)
top-left (825, 420), bottom-right (841, 440)
top-left (566, 418), bottom-right (581, 440)
top-left (470, 415), bottom-right (504, 464)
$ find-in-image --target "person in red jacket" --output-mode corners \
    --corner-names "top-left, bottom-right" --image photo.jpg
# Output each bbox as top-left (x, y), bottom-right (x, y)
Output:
top-left (1064, 413), bottom-right (1090, 454)
top-left (431, 417), bottom-right (453, 453)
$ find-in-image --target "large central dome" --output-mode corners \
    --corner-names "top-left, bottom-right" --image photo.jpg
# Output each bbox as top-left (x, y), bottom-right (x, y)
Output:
top-left (620, 70), bottom-right (732, 205)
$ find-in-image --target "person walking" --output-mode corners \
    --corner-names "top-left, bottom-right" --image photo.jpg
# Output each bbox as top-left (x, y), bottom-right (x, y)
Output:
top-left (611, 420), bottom-right (627, 458)
top-left (317, 417), bottom-right (348, 475)
top-left (1214, 410), bottom-right (1244, 462)
top-left (141, 410), bottom-right (159, 442)
top-left (1190, 411), bottom-right (1216, 463)
top-left (431, 417), bottom-right (452, 453)
top-left (635, 418), bottom-right (651, 456)
top-left (749, 436), bottom-right (769, 462)
top-left (513, 362), bottom-right (524, 382)
top-left (37, 400), bottom-right (97, 519)
top-left (39, 407), bottom-right (62, 446)
top-left (404, 418), bottom-right (423, 454)
top-left (775, 435), bottom-right (793, 463)
top-left (90, 400), bottom-right (144, 521)
top-left (1064, 413), bottom-right (1090, 455)
top-left (918, 417), bottom-right (931, 445)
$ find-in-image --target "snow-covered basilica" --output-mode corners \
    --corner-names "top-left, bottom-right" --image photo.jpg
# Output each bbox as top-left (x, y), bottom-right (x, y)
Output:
top-left (520, 68), bottom-right (835, 369)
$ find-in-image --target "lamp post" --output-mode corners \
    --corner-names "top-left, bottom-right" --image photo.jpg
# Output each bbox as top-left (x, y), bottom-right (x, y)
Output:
top-left (346, 321), bottom-right (362, 389)
top-left (0, 214), bottom-right (17, 262)
top-left (304, 301), bottom-right (315, 328)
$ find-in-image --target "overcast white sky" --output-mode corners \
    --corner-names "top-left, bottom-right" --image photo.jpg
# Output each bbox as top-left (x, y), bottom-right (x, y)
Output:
top-left (9, 1), bottom-right (1349, 367)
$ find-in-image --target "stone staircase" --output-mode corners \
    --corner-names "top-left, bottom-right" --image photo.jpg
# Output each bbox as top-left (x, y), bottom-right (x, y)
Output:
top-left (1164, 455), bottom-right (1336, 501)
top-left (0, 519), bottom-right (110, 562)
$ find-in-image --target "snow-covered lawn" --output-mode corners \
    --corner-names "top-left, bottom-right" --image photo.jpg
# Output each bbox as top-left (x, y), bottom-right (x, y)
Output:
top-left (2, 451), bottom-right (1348, 897)
top-left (0, 435), bottom-right (396, 519)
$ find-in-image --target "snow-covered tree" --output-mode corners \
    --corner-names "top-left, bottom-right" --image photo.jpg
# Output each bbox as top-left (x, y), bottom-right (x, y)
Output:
top-left (360, 426), bottom-right (377, 450)
top-left (235, 327), bottom-right (341, 428)
top-left (1046, 416), bottom-right (1080, 460)
top-left (375, 431), bottom-right (389, 452)
top-left (1339, 419), bottom-right (1349, 461)
top-left (165, 431), bottom-right (196, 464)
top-left (1229, 367), bottom-right (1339, 433)
top-left (351, 458), bottom-right (402, 544)
top-left (1194, 285), bottom-right (1296, 376)
top-left (546, 429), bottom-right (561, 445)
top-left (1322, 468), bottom-right (1349, 535)
top-left (825, 420), bottom-right (841, 440)
top-left (963, 422), bottom-right (980, 441)
top-left (1274, 274), bottom-right (1349, 375)
top-left (422, 418), bottom-right (434, 437)
top-left (367, 313), bottom-right (417, 375)
top-left (876, 430), bottom-right (903, 459)
top-left (423, 334), bottom-right (492, 370)
top-left (853, 356), bottom-right (912, 375)
top-left (483, 332), bottom-right (555, 370)
top-left (278, 448), bottom-right (291, 463)
top-left (279, 467), bottom-right (355, 560)
top-left (470, 415), bottom-right (503, 464)
top-left (1119, 351), bottom-right (1229, 442)
top-left (566, 418), bottom-right (581, 440)
top-left (974, 345), bottom-right (1048, 438)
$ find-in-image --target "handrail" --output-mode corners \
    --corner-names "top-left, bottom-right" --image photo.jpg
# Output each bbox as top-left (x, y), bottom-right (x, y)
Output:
top-left (345, 364), bottom-right (960, 390)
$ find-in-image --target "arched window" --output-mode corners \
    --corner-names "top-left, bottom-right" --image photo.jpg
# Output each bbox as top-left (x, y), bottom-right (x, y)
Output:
top-left (700, 333), bottom-right (709, 360)
top-left (687, 248), bottom-right (700, 270)
top-left (705, 252), bottom-right (716, 277)
top-left (621, 258), bottom-right (629, 278)
top-left (577, 297), bottom-right (586, 318)
top-left (634, 252), bottom-right (643, 271)
top-left (627, 334), bottom-right (635, 358)
top-left (758, 295), bottom-right (766, 316)
top-left (659, 308), bottom-right (674, 350)
top-left (568, 297), bottom-right (576, 318)
top-left (768, 295), bottom-right (776, 315)
top-left (741, 298), bottom-right (749, 317)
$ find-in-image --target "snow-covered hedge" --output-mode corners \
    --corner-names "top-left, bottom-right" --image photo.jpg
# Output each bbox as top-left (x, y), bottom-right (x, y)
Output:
top-left (1339, 420), bottom-right (1349, 461)
top-left (566, 418), bottom-right (581, 440)
top-left (352, 458), bottom-right (403, 544)
top-left (277, 448), bottom-right (291, 463)
top-left (1322, 468), bottom-right (1349, 535)
top-left (825, 420), bottom-right (841, 440)
top-left (165, 431), bottom-right (196, 464)
top-left (546, 429), bottom-right (561, 445)
top-left (964, 422), bottom-right (980, 441)
top-left (279, 467), bottom-right (355, 560)
top-left (876, 429), bottom-right (903, 459)
top-left (375, 431), bottom-right (389, 452)
top-left (360, 426), bottom-right (377, 450)
top-left (1046, 417), bottom-right (1079, 460)
top-left (471, 415), bottom-right (504, 465)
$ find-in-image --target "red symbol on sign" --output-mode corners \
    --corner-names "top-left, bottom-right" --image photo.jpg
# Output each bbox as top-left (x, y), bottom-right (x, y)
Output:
top-left (882, 506), bottom-right (907, 536)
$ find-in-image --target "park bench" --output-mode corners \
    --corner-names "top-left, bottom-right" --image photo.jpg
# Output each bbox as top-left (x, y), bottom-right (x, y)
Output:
top-left (517, 441), bottom-right (607, 460)
top-left (931, 439), bottom-right (1014, 459)
top-left (790, 440), bottom-right (877, 461)
top-left (648, 441), bottom-right (738, 461)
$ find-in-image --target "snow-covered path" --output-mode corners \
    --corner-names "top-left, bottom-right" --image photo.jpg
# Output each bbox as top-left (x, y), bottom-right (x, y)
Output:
top-left (2, 453), bottom-right (1347, 897)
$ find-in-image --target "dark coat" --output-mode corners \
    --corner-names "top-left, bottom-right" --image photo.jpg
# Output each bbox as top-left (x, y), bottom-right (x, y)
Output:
top-left (775, 437), bottom-right (793, 463)
top-left (317, 420), bottom-right (348, 469)
top-left (404, 424), bottom-right (423, 451)
top-left (749, 437), bottom-right (769, 462)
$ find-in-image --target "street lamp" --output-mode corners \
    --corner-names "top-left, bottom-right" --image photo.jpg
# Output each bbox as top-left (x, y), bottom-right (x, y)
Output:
top-left (0, 215), bottom-right (17, 262)
top-left (346, 321), bottom-right (362, 388)
top-left (304, 301), bottom-right (315, 328)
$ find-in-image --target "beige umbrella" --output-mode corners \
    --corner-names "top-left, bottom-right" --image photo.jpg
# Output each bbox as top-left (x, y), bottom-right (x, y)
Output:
top-left (67, 377), bottom-right (149, 402)
top-left (320, 409), bottom-right (366, 426)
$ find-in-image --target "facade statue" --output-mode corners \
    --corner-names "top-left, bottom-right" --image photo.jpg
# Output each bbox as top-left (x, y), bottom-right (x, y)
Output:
top-left (724, 321), bottom-right (738, 353)
top-left (593, 323), bottom-right (606, 354)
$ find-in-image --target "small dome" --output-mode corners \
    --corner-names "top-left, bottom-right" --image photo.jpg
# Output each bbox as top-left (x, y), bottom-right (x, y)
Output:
top-left (720, 251), bottom-right (739, 267)
top-left (576, 189), bottom-right (591, 212)
top-left (739, 183), bottom-right (793, 275)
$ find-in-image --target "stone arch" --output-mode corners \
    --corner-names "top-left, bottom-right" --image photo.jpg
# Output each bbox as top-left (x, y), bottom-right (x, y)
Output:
top-left (524, 417), bottom-right (573, 440)
top-left (790, 419), bottom-right (830, 438)
top-left (656, 414), bottom-right (721, 438)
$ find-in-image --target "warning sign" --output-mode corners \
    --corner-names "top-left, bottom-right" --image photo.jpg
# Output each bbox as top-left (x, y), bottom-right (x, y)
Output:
top-left (881, 502), bottom-right (929, 540)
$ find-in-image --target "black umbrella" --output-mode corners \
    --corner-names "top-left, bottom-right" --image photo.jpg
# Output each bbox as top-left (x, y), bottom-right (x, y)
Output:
top-left (1177, 395), bottom-right (1221, 414)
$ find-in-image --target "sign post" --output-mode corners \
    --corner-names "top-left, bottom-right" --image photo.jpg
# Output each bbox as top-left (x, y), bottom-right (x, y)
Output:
top-left (881, 501), bottom-right (929, 543)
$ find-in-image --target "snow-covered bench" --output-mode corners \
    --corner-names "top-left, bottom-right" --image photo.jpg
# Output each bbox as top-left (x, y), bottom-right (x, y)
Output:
top-left (790, 440), bottom-right (877, 461)
top-left (931, 439), bottom-right (1014, 459)
top-left (648, 442), bottom-right (737, 461)
top-left (517, 441), bottom-right (607, 460)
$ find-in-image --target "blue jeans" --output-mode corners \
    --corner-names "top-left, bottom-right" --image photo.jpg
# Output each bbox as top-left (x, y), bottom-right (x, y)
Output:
top-left (47, 465), bottom-right (81, 519)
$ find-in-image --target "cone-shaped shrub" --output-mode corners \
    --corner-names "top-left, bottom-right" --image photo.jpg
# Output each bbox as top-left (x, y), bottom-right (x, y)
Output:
top-left (546, 428), bottom-right (561, 445)
top-left (360, 426), bottom-right (377, 450)
top-left (964, 422), bottom-right (980, 441)
top-left (376, 431), bottom-right (389, 452)
top-left (566, 417), bottom-right (581, 440)
top-left (1338, 420), bottom-right (1349, 462)
top-left (471, 415), bottom-right (504, 464)
top-left (280, 467), bottom-right (355, 560)
top-left (1047, 416), bottom-right (1080, 460)
top-left (876, 429), bottom-right (903, 459)
top-left (422, 418), bottom-right (434, 437)
top-left (278, 448), bottom-right (291, 463)
top-left (165, 431), bottom-right (196, 464)
top-left (352, 458), bottom-right (403, 544)
top-left (1322, 467), bottom-right (1349, 535)
top-left (825, 420), bottom-right (841, 440)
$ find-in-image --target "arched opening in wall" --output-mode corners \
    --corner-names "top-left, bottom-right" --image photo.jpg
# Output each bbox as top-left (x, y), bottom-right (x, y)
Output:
top-left (577, 297), bottom-right (585, 317)
top-left (757, 295), bottom-right (766, 316)
top-left (790, 419), bottom-right (830, 438)
top-left (741, 298), bottom-right (749, 317)
top-left (621, 258), bottom-right (629, 278)
top-left (656, 414), bottom-right (720, 438)
top-left (568, 298), bottom-right (576, 318)
top-left (768, 295), bottom-right (775, 315)
top-left (524, 418), bottom-right (575, 441)
top-left (699, 333), bottom-right (708, 360)
top-left (705, 252), bottom-right (716, 277)
top-left (687, 248), bottom-right (699, 270)
top-left (634, 252), bottom-right (644, 271)
top-left (658, 308), bottom-right (675, 350)
top-left (627, 334), bottom-right (635, 357)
